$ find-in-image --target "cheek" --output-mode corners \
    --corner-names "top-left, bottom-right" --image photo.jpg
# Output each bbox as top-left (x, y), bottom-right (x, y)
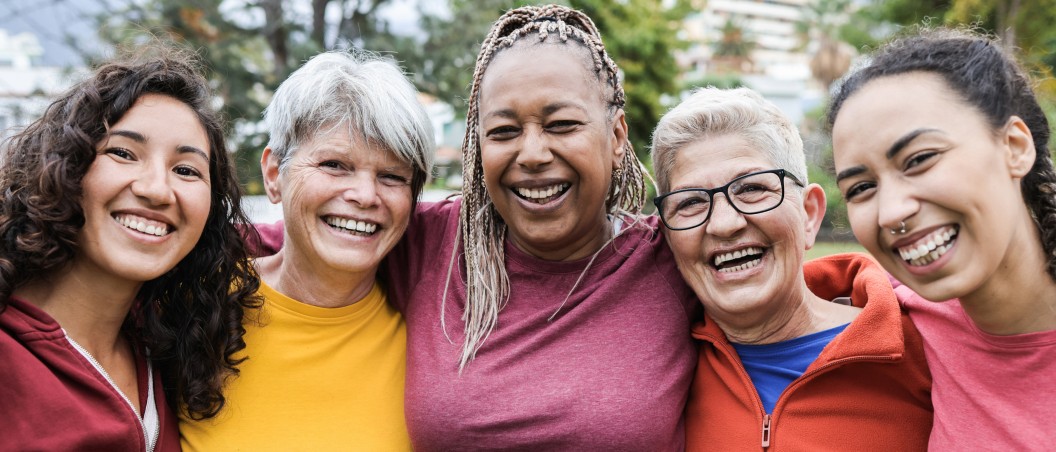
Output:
top-left (667, 231), bottom-right (706, 268)
top-left (845, 204), bottom-right (881, 250)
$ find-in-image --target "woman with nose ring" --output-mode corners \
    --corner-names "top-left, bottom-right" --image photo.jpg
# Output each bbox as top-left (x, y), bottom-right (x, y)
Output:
top-left (829, 28), bottom-right (1056, 448)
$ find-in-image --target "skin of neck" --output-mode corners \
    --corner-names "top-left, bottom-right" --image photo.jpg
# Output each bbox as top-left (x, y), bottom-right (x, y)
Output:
top-left (14, 262), bottom-right (140, 357)
top-left (959, 217), bottom-right (1056, 335)
top-left (255, 240), bottom-right (377, 309)
top-left (712, 279), bottom-right (861, 345)
top-left (508, 214), bottom-right (615, 262)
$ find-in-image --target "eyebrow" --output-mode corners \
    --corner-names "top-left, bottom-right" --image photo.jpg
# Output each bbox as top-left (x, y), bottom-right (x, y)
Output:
top-left (109, 129), bottom-right (210, 162)
top-left (835, 128), bottom-right (941, 183)
top-left (482, 102), bottom-right (583, 121)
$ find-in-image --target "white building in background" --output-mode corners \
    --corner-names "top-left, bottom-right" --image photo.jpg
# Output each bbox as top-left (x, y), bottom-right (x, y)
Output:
top-left (679, 0), bottom-right (821, 124)
top-left (0, 29), bottom-right (73, 139)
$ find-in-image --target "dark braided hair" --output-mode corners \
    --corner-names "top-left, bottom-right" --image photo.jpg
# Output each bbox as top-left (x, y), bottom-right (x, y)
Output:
top-left (828, 27), bottom-right (1056, 281)
top-left (451, 4), bottom-right (650, 370)
top-left (0, 44), bottom-right (261, 419)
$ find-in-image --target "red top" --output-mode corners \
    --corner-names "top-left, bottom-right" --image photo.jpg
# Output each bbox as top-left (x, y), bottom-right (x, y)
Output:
top-left (0, 297), bottom-right (180, 452)
top-left (686, 253), bottom-right (933, 451)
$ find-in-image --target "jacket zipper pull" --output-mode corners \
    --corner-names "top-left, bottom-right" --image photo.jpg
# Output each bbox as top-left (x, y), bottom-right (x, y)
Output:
top-left (761, 414), bottom-right (771, 448)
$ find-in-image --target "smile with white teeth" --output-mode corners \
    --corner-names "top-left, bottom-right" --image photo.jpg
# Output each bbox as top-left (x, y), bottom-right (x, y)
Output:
top-left (325, 216), bottom-right (378, 235)
top-left (114, 214), bottom-right (170, 237)
top-left (514, 183), bottom-right (570, 204)
top-left (713, 246), bottom-right (765, 273)
top-left (896, 225), bottom-right (959, 266)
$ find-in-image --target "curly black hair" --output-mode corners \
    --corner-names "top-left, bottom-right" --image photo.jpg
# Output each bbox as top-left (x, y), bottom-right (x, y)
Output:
top-left (828, 27), bottom-right (1056, 282)
top-left (0, 44), bottom-right (261, 420)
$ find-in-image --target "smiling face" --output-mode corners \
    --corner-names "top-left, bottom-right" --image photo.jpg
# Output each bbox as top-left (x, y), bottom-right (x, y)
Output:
top-left (263, 125), bottom-right (413, 280)
top-left (477, 43), bottom-right (627, 261)
top-left (663, 134), bottom-right (825, 323)
top-left (832, 72), bottom-right (1038, 303)
top-left (75, 93), bottom-right (212, 287)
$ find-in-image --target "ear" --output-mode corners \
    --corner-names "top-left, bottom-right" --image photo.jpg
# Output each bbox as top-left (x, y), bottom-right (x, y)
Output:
top-left (610, 108), bottom-right (629, 170)
top-left (261, 147), bottom-right (283, 204)
top-left (1004, 116), bottom-right (1036, 179)
top-left (801, 183), bottom-right (827, 250)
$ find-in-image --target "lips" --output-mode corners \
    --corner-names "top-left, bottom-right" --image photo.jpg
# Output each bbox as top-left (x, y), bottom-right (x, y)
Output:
top-left (324, 216), bottom-right (378, 235)
top-left (711, 246), bottom-right (766, 273)
top-left (895, 225), bottom-right (958, 266)
top-left (513, 183), bottom-right (571, 204)
top-left (113, 213), bottom-right (171, 237)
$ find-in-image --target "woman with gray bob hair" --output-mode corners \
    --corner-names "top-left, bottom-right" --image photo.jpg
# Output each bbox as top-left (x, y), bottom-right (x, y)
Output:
top-left (651, 87), bottom-right (931, 450)
top-left (180, 50), bottom-right (434, 449)
top-left (264, 50), bottom-right (434, 202)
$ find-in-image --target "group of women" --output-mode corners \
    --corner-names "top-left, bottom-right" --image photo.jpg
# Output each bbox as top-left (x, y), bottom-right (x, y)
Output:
top-left (1, 3), bottom-right (1052, 451)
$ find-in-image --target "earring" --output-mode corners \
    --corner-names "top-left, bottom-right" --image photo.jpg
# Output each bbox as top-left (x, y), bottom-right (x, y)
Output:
top-left (889, 220), bottom-right (907, 235)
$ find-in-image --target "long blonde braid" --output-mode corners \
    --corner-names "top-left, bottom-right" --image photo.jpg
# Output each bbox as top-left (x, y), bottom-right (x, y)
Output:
top-left (448, 4), bottom-right (649, 370)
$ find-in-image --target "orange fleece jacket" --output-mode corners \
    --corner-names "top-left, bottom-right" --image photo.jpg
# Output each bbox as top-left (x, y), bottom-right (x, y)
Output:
top-left (686, 253), bottom-right (933, 451)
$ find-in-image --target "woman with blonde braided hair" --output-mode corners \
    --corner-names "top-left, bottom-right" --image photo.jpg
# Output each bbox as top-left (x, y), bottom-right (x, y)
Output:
top-left (252, 4), bottom-right (697, 449)
top-left (386, 5), bottom-right (697, 449)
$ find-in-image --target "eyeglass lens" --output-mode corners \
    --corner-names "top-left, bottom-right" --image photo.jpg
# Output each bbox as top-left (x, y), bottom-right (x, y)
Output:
top-left (660, 171), bottom-right (786, 230)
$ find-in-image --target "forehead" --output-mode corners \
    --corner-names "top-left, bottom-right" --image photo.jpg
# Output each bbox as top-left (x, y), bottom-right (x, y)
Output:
top-left (832, 72), bottom-right (973, 165)
top-left (107, 94), bottom-right (211, 156)
top-left (479, 40), bottom-right (605, 105)
top-left (669, 134), bottom-right (775, 188)
top-left (298, 125), bottom-right (407, 166)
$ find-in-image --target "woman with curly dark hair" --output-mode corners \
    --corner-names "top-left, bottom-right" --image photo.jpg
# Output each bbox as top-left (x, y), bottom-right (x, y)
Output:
top-left (0, 45), bottom-right (259, 451)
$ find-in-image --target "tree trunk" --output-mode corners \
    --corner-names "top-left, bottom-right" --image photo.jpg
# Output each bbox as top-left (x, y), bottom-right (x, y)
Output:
top-left (260, 0), bottom-right (289, 78)
top-left (312, 0), bottom-right (331, 49)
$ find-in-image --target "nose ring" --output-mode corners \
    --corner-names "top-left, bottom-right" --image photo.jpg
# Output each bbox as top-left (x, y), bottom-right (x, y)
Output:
top-left (889, 221), bottom-right (907, 235)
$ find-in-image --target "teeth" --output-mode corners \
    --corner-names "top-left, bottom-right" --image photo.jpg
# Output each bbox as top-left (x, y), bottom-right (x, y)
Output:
top-left (896, 225), bottom-right (958, 266)
top-left (713, 247), bottom-right (763, 266)
top-left (114, 214), bottom-right (169, 237)
top-left (718, 256), bottom-right (762, 273)
top-left (515, 183), bottom-right (570, 201)
top-left (325, 217), bottom-right (378, 235)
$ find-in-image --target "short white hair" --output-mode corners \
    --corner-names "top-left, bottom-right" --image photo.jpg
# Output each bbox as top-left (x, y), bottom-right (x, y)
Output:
top-left (263, 50), bottom-right (435, 182)
top-left (651, 87), bottom-right (806, 193)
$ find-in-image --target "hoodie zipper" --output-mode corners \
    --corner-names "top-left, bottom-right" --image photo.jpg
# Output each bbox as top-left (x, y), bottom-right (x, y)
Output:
top-left (66, 334), bottom-right (159, 452)
top-left (702, 330), bottom-right (898, 450)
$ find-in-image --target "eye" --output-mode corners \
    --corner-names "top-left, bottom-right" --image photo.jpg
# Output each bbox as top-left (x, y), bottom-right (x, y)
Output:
top-left (174, 165), bottom-right (205, 179)
top-left (546, 120), bottom-right (580, 133)
top-left (105, 148), bottom-right (135, 160)
top-left (379, 173), bottom-right (411, 187)
top-left (485, 125), bottom-right (520, 140)
top-left (842, 181), bottom-right (876, 202)
top-left (320, 160), bottom-right (342, 169)
top-left (903, 151), bottom-right (937, 171)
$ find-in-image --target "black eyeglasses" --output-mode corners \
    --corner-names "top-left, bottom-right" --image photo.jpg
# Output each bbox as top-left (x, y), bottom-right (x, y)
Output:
top-left (653, 169), bottom-right (805, 231)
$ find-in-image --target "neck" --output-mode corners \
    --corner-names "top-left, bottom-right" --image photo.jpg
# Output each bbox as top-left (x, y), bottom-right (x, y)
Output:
top-left (256, 247), bottom-right (376, 308)
top-left (509, 215), bottom-right (615, 262)
top-left (14, 263), bottom-right (140, 356)
top-left (960, 247), bottom-right (1056, 335)
top-left (716, 283), bottom-right (860, 345)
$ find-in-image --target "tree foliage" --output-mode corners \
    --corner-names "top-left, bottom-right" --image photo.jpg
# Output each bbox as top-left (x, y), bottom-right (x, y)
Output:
top-left (568, 0), bottom-right (693, 160)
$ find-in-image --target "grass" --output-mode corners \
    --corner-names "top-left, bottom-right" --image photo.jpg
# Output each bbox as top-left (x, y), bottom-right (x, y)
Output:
top-left (806, 241), bottom-right (867, 260)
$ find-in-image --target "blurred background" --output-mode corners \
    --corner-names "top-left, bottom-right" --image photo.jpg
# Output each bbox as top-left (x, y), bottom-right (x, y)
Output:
top-left (2, 0), bottom-right (1054, 257)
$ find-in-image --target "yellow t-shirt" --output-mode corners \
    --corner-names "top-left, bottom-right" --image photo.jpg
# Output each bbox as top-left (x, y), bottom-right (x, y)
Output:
top-left (179, 279), bottom-right (410, 451)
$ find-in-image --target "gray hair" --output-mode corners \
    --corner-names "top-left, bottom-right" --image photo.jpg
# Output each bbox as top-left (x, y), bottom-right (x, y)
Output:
top-left (263, 50), bottom-right (435, 199)
top-left (651, 87), bottom-right (806, 194)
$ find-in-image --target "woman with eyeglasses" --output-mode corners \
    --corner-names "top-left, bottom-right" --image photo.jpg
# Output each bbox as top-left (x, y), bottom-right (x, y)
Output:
top-left (829, 29), bottom-right (1056, 448)
top-left (651, 87), bottom-right (932, 450)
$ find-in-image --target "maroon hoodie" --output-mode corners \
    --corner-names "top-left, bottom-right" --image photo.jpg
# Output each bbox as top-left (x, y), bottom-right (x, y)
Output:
top-left (0, 296), bottom-right (180, 451)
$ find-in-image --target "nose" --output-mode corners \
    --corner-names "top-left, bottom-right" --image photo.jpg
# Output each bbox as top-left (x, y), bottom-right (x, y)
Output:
top-left (515, 127), bottom-right (554, 170)
top-left (130, 162), bottom-right (176, 206)
top-left (704, 192), bottom-right (747, 238)
top-left (876, 179), bottom-right (920, 234)
top-left (342, 173), bottom-right (379, 208)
